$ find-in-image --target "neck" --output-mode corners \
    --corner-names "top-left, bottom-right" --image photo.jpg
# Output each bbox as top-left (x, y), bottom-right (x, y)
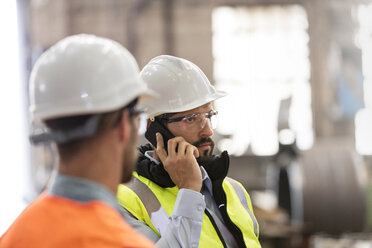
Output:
top-left (58, 134), bottom-right (122, 194)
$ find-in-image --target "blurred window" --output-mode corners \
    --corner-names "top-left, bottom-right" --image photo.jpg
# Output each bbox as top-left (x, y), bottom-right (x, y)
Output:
top-left (0, 0), bottom-right (28, 235)
top-left (212, 5), bottom-right (313, 156)
top-left (354, 4), bottom-right (372, 155)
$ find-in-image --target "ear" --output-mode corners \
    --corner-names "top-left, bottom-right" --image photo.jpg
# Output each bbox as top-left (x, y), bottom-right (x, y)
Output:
top-left (118, 110), bottom-right (130, 143)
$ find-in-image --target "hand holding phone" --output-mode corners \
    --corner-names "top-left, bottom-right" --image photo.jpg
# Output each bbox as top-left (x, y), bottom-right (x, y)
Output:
top-left (156, 134), bottom-right (202, 191)
top-left (145, 120), bottom-right (202, 191)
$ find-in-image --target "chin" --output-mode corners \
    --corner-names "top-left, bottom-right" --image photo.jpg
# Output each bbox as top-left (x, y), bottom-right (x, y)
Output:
top-left (198, 149), bottom-right (211, 157)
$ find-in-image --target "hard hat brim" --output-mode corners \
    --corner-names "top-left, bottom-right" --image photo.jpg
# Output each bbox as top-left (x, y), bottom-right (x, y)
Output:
top-left (146, 89), bottom-right (227, 119)
top-left (32, 78), bottom-right (159, 121)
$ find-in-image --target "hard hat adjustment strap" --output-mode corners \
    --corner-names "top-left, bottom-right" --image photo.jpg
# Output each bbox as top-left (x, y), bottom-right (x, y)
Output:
top-left (29, 115), bottom-right (102, 145)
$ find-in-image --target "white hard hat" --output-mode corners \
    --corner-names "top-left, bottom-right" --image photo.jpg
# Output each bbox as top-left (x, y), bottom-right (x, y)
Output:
top-left (30, 34), bottom-right (156, 121)
top-left (139, 55), bottom-right (227, 118)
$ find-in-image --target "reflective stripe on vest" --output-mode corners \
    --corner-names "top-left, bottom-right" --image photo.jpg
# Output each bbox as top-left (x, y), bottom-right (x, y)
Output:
top-left (225, 177), bottom-right (258, 237)
top-left (124, 177), bottom-right (161, 216)
top-left (122, 177), bottom-right (169, 235)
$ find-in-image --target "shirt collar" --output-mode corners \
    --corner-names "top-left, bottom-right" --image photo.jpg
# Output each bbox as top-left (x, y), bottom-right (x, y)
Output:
top-left (144, 150), bottom-right (160, 164)
top-left (200, 166), bottom-right (213, 196)
top-left (48, 173), bottom-right (121, 212)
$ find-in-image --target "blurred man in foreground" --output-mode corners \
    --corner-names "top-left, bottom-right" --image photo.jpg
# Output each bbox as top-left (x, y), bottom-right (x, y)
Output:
top-left (0, 34), bottom-right (156, 248)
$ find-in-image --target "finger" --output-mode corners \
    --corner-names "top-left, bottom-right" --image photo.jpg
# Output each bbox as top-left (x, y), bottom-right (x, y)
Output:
top-left (193, 145), bottom-right (200, 158)
top-left (177, 141), bottom-right (187, 156)
top-left (167, 139), bottom-right (177, 158)
top-left (156, 133), bottom-right (168, 162)
top-left (186, 144), bottom-right (199, 158)
top-left (167, 137), bottom-right (185, 158)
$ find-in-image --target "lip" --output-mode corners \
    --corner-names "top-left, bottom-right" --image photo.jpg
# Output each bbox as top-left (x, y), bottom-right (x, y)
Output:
top-left (198, 143), bottom-right (211, 149)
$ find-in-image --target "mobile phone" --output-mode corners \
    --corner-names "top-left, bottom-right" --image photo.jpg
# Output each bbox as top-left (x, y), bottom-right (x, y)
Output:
top-left (145, 120), bottom-right (175, 152)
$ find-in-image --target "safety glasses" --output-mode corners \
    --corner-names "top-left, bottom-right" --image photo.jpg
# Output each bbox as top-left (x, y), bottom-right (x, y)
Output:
top-left (127, 108), bottom-right (146, 135)
top-left (164, 110), bottom-right (218, 132)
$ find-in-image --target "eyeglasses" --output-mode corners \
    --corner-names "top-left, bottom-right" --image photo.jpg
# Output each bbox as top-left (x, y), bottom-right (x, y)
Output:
top-left (112, 107), bottom-right (147, 135)
top-left (163, 110), bottom-right (218, 132)
top-left (128, 108), bottom-right (147, 135)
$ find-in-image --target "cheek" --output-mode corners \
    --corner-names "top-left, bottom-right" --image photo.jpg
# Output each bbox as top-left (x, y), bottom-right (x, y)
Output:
top-left (168, 124), bottom-right (198, 144)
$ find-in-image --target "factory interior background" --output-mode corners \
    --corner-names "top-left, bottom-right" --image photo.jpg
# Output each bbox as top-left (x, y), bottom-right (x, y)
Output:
top-left (1, 0), bottom-right (372, 247)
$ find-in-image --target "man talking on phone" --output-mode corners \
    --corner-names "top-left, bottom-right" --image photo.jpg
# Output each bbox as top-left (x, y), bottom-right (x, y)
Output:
top-left (118, 55), bottom-right (261, 248)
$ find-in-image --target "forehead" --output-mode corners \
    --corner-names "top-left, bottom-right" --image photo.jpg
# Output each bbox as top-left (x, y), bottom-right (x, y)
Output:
top-left (172, 103), bottom-right (213, 118)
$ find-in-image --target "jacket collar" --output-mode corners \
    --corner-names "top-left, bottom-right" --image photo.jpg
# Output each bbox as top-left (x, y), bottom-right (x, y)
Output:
top-left (136, 144), bottom-right (230, 188)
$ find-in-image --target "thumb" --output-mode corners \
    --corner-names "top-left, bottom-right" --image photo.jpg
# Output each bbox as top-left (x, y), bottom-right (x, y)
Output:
top-left (156, 133), bottom-right (168, 162)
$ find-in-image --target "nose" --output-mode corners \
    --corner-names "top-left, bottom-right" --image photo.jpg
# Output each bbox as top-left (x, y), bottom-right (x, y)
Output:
top-left (199, 118), bottom-right (213, 137)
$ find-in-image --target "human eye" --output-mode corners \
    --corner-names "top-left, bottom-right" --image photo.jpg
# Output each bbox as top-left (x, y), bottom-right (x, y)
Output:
top-left (184, 116), bottom-right (197, 123)
top-left (183, 113), bottom-right (201, 124)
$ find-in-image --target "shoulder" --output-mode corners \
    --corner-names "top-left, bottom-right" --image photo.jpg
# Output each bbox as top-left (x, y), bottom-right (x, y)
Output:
top-left (224, 177), bottom-right (245, 189)
top-left (1, 195), bottom-right (157, 248)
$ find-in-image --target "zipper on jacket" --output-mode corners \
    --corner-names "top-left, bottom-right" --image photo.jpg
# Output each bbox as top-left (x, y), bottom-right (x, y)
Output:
top-left (213, 182), bottom-right (246, 248)
top-left (205, 209), bottom-right (228, 248)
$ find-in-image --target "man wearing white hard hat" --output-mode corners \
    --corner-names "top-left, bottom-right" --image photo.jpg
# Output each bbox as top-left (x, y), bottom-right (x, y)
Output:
top-left (118, 55), bottom-right (261, 248)
top-left (0, 34), bottom-right (156, 248)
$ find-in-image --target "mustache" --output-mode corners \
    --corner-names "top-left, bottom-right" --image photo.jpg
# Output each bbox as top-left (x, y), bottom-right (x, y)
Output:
top-left (193, 137), bottom-right (214, 148)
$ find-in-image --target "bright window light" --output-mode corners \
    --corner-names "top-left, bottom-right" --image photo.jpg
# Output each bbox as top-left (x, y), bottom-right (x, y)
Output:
top-left (212, 5), bottom-right (313, 156)
top-left (355, 3), bottom-right (372, 155)
top-left (0, 1), bottom-right (29, 235)
top-left (355, 109), bottom-right (372, 155)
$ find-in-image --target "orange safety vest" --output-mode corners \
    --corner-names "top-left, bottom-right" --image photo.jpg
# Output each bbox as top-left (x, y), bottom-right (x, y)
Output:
top-left (0, 194), bottom-right (155, 248)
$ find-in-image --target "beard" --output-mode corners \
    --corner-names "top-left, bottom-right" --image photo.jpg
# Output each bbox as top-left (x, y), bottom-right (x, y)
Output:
top-left (192, 137), bottom-right (215, 161)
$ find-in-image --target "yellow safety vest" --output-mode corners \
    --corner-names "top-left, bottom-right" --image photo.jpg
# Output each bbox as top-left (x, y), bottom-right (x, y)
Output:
top-left (118, 172), bottom-right (261, 248)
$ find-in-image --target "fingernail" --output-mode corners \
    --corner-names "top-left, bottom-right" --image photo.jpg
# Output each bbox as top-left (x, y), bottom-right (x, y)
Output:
top-left (156, 132), bottom-right (159, 137)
